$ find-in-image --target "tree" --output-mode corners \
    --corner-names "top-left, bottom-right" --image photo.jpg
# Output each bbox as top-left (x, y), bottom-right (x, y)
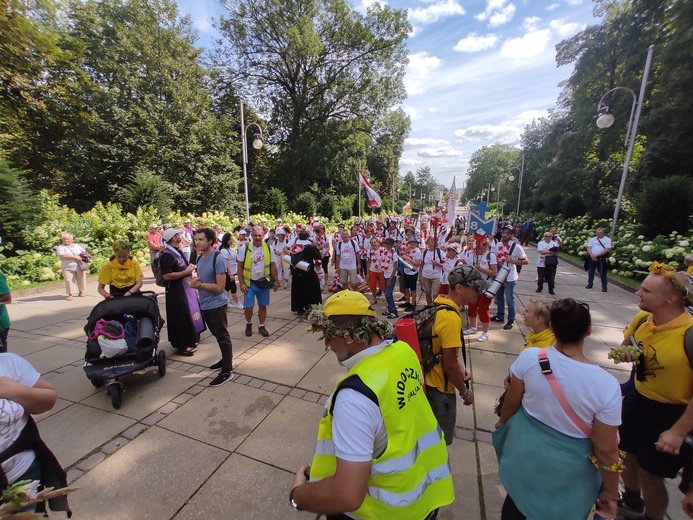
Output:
top-left (260, 187), bottom-right (288, 217)
top-left (215, 0), bottom-right (410, 197)
top-left (0, 161), bottom-right (37, 249)
top-left (462, 145), bottom-right (520, 211)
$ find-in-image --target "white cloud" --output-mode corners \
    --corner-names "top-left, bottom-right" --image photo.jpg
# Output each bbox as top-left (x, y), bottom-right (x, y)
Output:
top-left (354, 0), bottom-right (387, 14)
top-left (404, 52), bottom-right (443, 95)
top-left (453, 109), bottom-right (548, 145)
top-left (566, 0), bottom-right (583, 5)
top-left (523, 16), bottom-right (540, 31)
top-left (405, 138), bottom-right (450, 148)
top-left (546, 3), bottom-right (559, 10)
top-left (408, 0), bottom-right (465, 27)
top-left (429, 107), bottom-right (439, 113)
top-left (453, 33), bottom-right (499, 53)
top-left (417, 147), bottom-right (463, 158)
top-left (549, 18), bottom-right (584, 37)
top-left (476, 0), bottom-right (516, 27)
top-left (500, 29), bottom-right (551, 59)
top-left (399, 158), bottom-right (424, 168)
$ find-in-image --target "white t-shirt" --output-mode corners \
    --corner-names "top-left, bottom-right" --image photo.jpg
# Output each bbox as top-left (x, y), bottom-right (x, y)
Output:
top-left (336, 239), bottom-right (358, 270)
top-left (492, 240), bottom-right (526, 283)
top-left (468, 251), bottom-right (497, 281)
top-left (536, 240), bottom-right (558, 268)
top-left (421, 248), bottom-right (444, 279)
top-left (510, 347), bottom-right (622, 438)
top-left (587, 236), bottom-right (612, 256)
top-left (440, 256), bottom-right (458, 285)
top-left (0, 353), bottom-right (41, 484)
top-left (402, 247), bottom-right (422, 276)
top-left (219, 247), bottom-right (238, 275)
top-left (237, 244), bottom-right (268, 281)
top-left (381, 249), bottom-right (398, 278)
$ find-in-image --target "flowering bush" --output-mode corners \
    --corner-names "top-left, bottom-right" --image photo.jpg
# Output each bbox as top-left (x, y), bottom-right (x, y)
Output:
top-left (530, 213), bottom-right (692, 280)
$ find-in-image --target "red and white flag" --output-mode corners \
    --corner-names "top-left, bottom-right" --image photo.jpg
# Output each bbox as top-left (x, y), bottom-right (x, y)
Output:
top-left (442, 177), bottom-right (457, 224)
top-left (359, 171), bottom-right (382, 209)
top-left (403, 201), bottom-right (411, 212)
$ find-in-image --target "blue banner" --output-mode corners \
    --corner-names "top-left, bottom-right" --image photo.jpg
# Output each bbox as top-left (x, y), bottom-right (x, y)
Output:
top-left (467, 210), bottom-right (497, 236)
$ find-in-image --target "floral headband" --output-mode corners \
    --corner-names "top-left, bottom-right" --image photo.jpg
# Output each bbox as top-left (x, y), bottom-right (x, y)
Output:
top-left (649, 261), bottom-right (693, 305)
top-left (301, 305), bottom-right (392, 343)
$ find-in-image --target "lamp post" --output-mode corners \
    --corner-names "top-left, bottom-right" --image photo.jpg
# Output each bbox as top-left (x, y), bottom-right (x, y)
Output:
top-left (596, 45), bottom-right (654, 241)
top-left (509, 159), bottom-right (523, 218)
top-left (240, 101), bottom-right (264, 222)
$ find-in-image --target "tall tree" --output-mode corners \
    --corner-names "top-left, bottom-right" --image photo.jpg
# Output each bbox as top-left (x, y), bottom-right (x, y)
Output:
top-left (215, 0), bottom-right (410, 197)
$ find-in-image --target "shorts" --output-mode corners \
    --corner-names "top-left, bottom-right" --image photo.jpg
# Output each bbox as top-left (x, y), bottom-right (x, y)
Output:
top-left (421, 277), bottom-right (441, 297)
top-left (0, 327), bottom-right (8, 353)
top-left (245, 280), bottom-right (271, 308)
top-left (619, 389), bottom-right (687, 478)
top-left (403, 273), bottom-right (418, 291)
top-left (425, 385), bottom-right (457, 446)
top-left (225, 275), bottom-right (237, 294)
top-left (339, 268), bottom-right (358, 286)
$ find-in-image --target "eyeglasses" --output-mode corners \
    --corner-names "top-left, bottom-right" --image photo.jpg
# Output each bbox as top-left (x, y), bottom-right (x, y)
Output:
top-left (544, 234), bottom-right (552, 237)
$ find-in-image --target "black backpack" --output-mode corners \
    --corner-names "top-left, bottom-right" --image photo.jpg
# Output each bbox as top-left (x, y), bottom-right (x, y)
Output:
top-left (399, 302), bottom-right (458, 374)
top-left (152, 252), bottom-right (168, 287)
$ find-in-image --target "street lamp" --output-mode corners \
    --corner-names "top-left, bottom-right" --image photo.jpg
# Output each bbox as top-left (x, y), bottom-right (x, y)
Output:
top-left (596, 45), bottom-right (654, 241)
top-left (240, 100), bottom-right (264, 222)
top-left (509, 156), bottom-right (524, 217)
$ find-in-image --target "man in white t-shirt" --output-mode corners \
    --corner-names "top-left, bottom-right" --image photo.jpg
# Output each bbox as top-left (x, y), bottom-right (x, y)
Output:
top-left (335, 230), bottom-right (359, 290)
top-left (491, 225), bottom-right (528, 329)
top-left (586, 227), bottom-right (612, 292)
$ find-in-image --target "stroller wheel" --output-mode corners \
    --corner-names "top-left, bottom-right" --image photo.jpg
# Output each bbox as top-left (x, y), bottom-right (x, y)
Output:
top-left (108, 382), bottom-right (123, 409)
top-left (90, 378), bottom-right (105, 388)
top-left (157, 351), bottom-right (167, 377)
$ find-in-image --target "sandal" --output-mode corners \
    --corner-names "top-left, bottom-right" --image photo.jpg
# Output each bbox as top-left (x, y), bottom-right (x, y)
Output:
top-left (66, 295), bottom-right (73, 301)
top-left (179, 346), bottom-right (196, 356)
top-left (78, 292), bottom-right (86, 297)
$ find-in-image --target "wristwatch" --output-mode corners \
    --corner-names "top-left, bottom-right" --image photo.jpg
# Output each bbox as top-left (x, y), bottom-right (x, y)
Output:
top-left (289, 487), bottom-right (302, 511)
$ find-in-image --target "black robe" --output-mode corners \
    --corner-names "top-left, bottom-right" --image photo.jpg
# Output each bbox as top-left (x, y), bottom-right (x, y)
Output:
top-left (290, 244), bottom-right (323, 313)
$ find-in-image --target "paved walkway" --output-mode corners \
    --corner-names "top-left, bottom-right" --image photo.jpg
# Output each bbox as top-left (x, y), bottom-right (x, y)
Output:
top-left (6, 246), bottom-right (687, 519)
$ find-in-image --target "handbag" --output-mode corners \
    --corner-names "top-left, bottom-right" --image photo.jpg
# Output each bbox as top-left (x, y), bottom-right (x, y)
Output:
top-left (252, 277), bottom-right (274, 289)
top-left (545, 255), bottom-right (558, 266)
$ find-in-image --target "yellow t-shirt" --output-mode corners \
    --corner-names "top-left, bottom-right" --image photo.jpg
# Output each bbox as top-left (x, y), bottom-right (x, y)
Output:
top-left (626, 310), bottom-right (693, 405)
top-left (98, 258), bottom-right (143, 289)
top-left (424, 295), bottom-right (462, 394)
top-left (520, 327), bottom-right (556, 352)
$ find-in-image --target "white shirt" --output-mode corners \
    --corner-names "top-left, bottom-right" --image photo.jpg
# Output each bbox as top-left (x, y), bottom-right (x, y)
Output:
top-left (402, 247), bottom-right (422, 276)
top-left (440, 256), bottom-right (458, 285)
top-left (336, 239), bottom-right (358, 270)
top-left (219, 247), bottom-right (238, 275)
top-left (587, 235), bottom-right (612, 256)
top-left (511, 347), bottom-right (621, 438)
top-left (0, 354), bottom-right (40, 484)
top-left (421, 248), bottom-right (443, 279)
top-left (381, 249), bottom-right (398, 278)
top-left (492, 240), bottom-right (526, 283)
top-left (536, 240), bottom-right (558, 268)
top-left (238, 244), bottom-right (268, 281)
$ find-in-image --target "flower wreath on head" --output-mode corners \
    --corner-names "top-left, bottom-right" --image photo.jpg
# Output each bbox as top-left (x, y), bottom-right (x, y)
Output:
top-left (301, 304), bottom-right (393, 343)
top-left (649, 261), bottom-right (693, 305)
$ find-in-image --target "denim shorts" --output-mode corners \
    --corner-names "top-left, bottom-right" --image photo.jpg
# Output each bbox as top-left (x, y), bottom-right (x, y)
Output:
top-left (245, 280), bottom-right (271, 307)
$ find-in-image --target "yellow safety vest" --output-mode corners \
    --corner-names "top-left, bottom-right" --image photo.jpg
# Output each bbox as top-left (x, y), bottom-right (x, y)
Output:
top-left (243, 242), bottom-right (271, 281)
top-left (310, 341), bottom-right (454, 519)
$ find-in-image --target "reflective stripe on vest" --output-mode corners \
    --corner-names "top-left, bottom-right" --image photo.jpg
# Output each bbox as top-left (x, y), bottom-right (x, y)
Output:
top-left (243, 242), bottom-right (271, 281)
top-left (310, 341), bottom-right (454, 519)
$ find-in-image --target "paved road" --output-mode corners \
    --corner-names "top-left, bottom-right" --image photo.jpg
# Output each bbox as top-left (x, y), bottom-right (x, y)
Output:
top-left (5, 246), bottom-right (687, 519)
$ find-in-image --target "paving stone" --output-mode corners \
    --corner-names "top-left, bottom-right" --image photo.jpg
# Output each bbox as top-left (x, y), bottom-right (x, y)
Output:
top-left (289, 389), bottom-right (306, 399)
top-left (247, 378), bottom-right (265, 389)
top-left (476, 430), bottom-right (493, 444)
top-left (157, 402), bottom-right (180, 415)
top-left (273, 385), bottom-right (291, 396)
top-left (77, 451), bottom-right (106, 472)
top-left (121, 423), bottom-right (148, 440)
top-left (317, 395), bottom-right (328, 406)
top-left (187, 384), bottom-right (205, 395)
top-left (455, 428), bottom-right (475, 442)
top-left (66, 467), bottom-right (83, 485)
top-left (172, 393), bottom-right (194, 405)
top-left (141, 412), bottom-right (165, 426)
top-left (260, 382), bottom-right (278, 392)
top-left (101, 437), bottom-right (129, 455)
top-left (302, 391), bottom-right (321, 403)
top-left (234, 375), bottom-right (252, 385)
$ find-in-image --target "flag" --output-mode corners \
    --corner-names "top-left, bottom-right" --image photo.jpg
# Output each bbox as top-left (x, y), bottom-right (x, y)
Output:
top-left (359, 171), bottom-right (382, 209)
top-left (403, 201), bottom-right (411, 212)
top-left (442, 177), bottom-right (457, 224)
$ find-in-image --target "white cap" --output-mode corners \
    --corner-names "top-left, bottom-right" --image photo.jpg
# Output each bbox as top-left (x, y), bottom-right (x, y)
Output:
top-left (276, 229), bottom-right (286, 235)
top-left (162, 228), bottom-right (180, 242)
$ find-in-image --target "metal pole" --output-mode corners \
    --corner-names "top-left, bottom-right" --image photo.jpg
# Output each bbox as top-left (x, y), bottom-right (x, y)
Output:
top-left (497, 172), bottom-right (502, 213)
top-left (487, 182), bottom-right (491, 204)
top-left (358, 161), bottom-right (362, 220)
top-left (240, 101), bottom-right (250, 222)
top-left (610, 44), bottom-right (654, 241)
top-left (516, 154), bottom-right (524, 217)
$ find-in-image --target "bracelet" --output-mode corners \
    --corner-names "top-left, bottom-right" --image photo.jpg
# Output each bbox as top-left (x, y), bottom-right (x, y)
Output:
top-left (587, 451), bottom-right (626, 472)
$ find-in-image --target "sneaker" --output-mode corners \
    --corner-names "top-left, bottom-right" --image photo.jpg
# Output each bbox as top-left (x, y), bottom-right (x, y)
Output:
top-left (602, 287), bottom-right (607, 292)
top-left (585, 284), bottom-right (593, 289)
top-left (463, 327), bottom-right (478, 335)
top-left (237, 302), bottom-right (245, 309)
top-left (503, 322), bottom-right (514, 330)
top-left (376, 290), bottom-right (382, 296)
top-left (386, 313), bottom-right (399, 319)
top-left (548, 290), bottom-right (555, 295)
top-left (491, 315), bottom-right (504, 322)
top-left (210, 360), bottom-right (238, 371)
top-left (245, 323), bottom-right (252, 337)
top-left (209, 371), bottom-right (234, 387)
top-left (535, 288), bottom-right (542, 293)
top-left (476, 332), bottom-right (489, 342)
top-left (381, 311), bottom-right (391, 316)
top-left (397, 296), bottom-right (407, 302)
top-left (617, 496), bottom-right (644, 519)
top-left (258, 326), bottom-right (270, 337)
top-left (398, 302), bottom-right (411, 308)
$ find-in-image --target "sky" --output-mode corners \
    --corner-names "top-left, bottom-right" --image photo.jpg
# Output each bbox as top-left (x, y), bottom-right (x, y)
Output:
top-left (174, 0), bottom-right (600, 191)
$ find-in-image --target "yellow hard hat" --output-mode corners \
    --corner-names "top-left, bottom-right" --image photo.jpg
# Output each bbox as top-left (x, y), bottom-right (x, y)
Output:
top-left (323, 291), bottom-right (376, 318)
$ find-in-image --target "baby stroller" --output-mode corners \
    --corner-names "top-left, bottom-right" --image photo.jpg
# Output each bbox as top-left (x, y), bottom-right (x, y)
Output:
top-left (83, 291), bottom-right (166, 409)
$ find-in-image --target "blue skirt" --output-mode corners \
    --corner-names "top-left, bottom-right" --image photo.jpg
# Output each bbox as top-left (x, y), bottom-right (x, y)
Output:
top-left (492, 407), bottom-right (600, 520)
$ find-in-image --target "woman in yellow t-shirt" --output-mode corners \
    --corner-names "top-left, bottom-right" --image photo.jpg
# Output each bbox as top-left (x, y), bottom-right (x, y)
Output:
top-left (97, 240), bottom-right (143, 299)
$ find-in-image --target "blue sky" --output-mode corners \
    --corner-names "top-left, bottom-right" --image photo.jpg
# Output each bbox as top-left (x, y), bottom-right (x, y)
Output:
top-left (175, 0), bottom-right (599, 190)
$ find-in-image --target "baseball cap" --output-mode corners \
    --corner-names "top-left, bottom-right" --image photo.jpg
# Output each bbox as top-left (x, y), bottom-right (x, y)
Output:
top-left (448, 264), bottom-right (489, 292)
top-left (323, 291), bottom-right (376, 318)
top-left (150, 223), bottom-right (158, 229)
top-left (446, 243), bottom-right (461, 254)
top-left (238, 229), bottom-right (247, 235)
top-left (384, 237), bottom-right (395, 245)
top-left (162, 228), bottom-right (180, 242)
top-left (276, 229), bottom-right (286, 236)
